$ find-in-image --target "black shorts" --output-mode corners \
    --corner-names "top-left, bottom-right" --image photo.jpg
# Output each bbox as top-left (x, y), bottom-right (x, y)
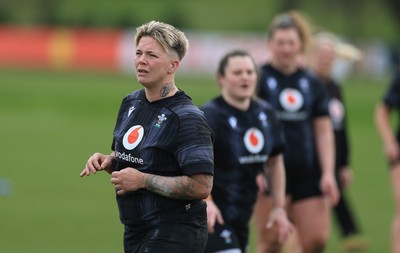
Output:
top-left (123, 200), bottom-right (208, 253)
top-left (286, 170), bottom-right (323, 203)
top-left (204, 222), bottom-right (247, 253)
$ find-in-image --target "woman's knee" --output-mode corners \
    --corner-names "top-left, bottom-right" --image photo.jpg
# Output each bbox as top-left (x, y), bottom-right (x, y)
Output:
top-left (255, 225), bottom-right (284, 253)
top-left (300, 231), bottom-right (328, 253)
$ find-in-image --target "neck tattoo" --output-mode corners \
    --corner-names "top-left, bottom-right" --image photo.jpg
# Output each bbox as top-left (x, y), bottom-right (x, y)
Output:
top-left (160, 83), bottom-right (175, 98)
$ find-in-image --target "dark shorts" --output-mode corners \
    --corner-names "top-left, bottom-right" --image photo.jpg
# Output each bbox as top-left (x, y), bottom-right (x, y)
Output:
top-left (123, 201), bottom-right (208, 253)
top-left (286, 170), bottom-right (323, 203)
top-left (204, 222), bottom-right (247, 253)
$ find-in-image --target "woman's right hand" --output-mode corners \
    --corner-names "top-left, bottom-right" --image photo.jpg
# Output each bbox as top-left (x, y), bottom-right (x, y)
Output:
top-left (385, 139), bottom-right (400, 164)
top-left (205, 199), bottom-right (224, 234)
top-left (80, 152), bottom-right (115, 177)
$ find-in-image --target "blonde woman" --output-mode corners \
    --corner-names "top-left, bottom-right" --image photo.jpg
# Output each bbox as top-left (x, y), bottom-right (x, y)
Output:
top-left (80, 21), bottom-right (214, 253)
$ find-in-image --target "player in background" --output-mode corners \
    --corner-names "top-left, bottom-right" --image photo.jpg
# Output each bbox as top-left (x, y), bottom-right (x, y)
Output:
top-left (375, 67), bottom-right (400, 253)
top-left (252, 11), bottom-right (339, 253)
top-left (80, 21), bottom-right (214, 253)
top-left (309, 31), bottom-right (367, 252)
top-left (201, 49), bottom-right (293, 253)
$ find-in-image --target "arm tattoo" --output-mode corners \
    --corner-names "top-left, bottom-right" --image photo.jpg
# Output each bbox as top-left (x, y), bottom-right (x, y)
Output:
top-left (145, 174), bottom-right (212, 200)
top-left (160, 83), bottom-right (175, 98)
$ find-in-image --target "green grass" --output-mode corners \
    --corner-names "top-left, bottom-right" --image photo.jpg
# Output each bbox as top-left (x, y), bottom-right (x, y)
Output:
top-left (0, 69), bottom-right (394, 252)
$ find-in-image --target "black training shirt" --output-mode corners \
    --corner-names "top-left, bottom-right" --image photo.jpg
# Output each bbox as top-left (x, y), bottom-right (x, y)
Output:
top-left (111, 89), bottom-right (214, 226)
top-left (324, 78), bottom-right (350, 170)
top-left (383, 71), bottom-right (400, 142)
top-left (200, 96), bottom-right (284, 225)
top-left (257, 64), bottom-right (329, 174)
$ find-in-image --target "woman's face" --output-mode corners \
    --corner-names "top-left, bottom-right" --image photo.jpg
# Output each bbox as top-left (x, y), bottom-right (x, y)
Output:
top-left (134, 36), bottom-right (173, 88)
top-left (268, 28), bottom-right (302, 69)
top-left (219, 55), bottom-right (257, 101)
top-left (313, 41), bottom-right (336, 78)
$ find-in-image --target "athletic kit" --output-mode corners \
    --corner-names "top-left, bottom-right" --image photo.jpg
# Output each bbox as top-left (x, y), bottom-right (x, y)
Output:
top-left (257, 64), bottom-right (330, 201)
top-left (383, 71), bottom-right (400, 145)
top-left (323, 77), bottom-right (362, 238)
top-left (111, 89), bottom-right (214, 253)
top-left (325, 79), bottom-right (349, 170)
top-left (201, 96), bottom-right (285, 252)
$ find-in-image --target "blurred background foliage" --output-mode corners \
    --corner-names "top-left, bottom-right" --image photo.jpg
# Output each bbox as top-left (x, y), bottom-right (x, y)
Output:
top-left (0, 0), bottom-right (399, 43)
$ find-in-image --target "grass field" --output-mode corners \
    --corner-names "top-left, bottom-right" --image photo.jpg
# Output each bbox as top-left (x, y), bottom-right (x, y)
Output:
top-left (0, 68), bottom-right (394, 252)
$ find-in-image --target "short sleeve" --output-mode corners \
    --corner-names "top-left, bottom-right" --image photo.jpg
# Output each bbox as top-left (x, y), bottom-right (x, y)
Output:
top-left (268, 108), bottom-right (286, 157)
top-left (312, 79), bottom-right (330, 118)
top-left (383, 72), bottom-right (400, 108)
top-left (174, 107), bottom-right (214, 176)
top-left (111, 97), bottom-right (129, 151)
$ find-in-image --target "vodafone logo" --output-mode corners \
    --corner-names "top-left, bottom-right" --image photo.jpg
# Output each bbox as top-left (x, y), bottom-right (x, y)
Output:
top-left (329, 98), bottom-right (345, 124)
top-left (122, 125), bottom-right (144, 150)
top-left (279, 88), bottom-right (304, 112)
top-left (243, 128), bottom-right (264, 154)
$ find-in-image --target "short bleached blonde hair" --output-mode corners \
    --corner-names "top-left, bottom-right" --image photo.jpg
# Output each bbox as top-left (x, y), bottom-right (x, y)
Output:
top-left (135, 20), bottom-right (189, 61)
top-left (312, 31), bottom-right (362, 61)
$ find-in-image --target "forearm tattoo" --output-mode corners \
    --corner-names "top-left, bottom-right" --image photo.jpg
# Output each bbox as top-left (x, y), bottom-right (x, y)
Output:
top-left (145, 174), bottom-right (211, 200)
top-left (160, 83), bottom-right (174, 98)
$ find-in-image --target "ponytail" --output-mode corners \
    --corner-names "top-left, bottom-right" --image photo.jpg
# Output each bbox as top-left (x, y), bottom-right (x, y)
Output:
top-left (268, 10), bottom-right (313, 53)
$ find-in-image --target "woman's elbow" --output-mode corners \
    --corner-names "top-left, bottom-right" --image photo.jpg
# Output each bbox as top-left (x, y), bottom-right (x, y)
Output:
top-left (193, 174), bottom-right (213, 199)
